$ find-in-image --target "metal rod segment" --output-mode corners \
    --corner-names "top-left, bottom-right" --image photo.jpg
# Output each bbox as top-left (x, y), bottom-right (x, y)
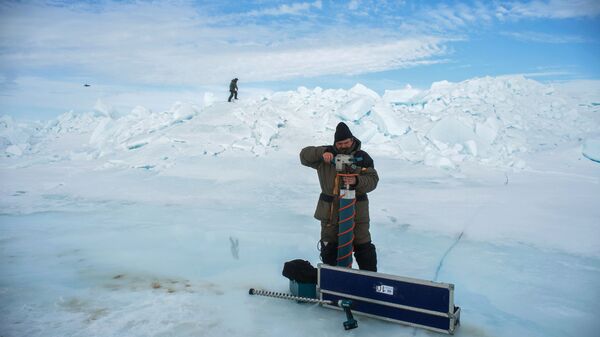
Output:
top-left (249, 288), bottom-right (332, 305)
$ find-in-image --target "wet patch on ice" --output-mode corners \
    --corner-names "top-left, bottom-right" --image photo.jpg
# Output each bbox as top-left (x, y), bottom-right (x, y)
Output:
top-left (58, 297), bottom-right (109, 323)
top-left (101, 273), bottom-right (224, 296)
top-left (458, 322), bottom-right (501, 337)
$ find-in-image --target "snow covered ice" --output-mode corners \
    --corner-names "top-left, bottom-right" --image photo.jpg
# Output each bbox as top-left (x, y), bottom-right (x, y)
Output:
top-left (1, 76), bottom-right (600, 337)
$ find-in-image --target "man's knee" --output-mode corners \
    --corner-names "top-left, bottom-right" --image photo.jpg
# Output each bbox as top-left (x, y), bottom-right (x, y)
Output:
top-left (354, 241), bottom-right (377, 272)
top-left (354, 221), bottom-right (371, 245)
top-left (320, 240), bottom-right (337, 266)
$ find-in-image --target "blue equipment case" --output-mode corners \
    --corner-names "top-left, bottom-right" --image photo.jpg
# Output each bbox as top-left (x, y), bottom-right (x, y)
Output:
top-left (318, 264), bottom-right (461, 334)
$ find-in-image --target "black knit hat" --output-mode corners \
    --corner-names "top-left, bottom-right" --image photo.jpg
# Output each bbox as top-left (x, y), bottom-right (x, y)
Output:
top-left (334, 122), bottom-right (353, 143)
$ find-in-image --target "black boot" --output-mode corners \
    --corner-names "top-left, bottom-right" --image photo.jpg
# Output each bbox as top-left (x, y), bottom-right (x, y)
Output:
top-left (320, 241), bottom-right (338, 266)
top-left (354, 242), bottom-right (377, 272)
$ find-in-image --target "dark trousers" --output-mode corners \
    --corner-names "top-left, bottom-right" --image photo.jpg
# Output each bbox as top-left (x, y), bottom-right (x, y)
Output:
top-left (228, 90), bottom-right (238, 102)
top-left (320, 241), bottom-right (377, 272)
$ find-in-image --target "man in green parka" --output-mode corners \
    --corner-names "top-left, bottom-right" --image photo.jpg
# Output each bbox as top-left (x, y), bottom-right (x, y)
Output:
top-left (300, 122), bottom-right (379, 271)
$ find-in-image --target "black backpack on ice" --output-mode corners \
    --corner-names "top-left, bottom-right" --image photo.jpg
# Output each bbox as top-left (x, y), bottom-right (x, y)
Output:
top-left (282, 259), bottom-right (318, 284)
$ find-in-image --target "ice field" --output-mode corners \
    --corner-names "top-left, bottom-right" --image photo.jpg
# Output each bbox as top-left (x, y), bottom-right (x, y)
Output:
top-left (1, 76), bottom-right (600, 336)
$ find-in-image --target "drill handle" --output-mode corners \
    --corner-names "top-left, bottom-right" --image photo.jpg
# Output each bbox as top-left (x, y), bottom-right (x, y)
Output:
top-left (338, 300), bottom-right (358, 330)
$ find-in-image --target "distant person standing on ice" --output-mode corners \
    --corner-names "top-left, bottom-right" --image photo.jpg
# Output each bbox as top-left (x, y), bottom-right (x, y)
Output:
top-left (300, 122), bottom-right (379, 271)
top-left (228, 78), bottom-right (238, 102)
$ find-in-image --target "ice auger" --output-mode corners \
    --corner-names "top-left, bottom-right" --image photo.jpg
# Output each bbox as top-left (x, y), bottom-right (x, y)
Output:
top-left (333, 154), bottom-right (361, 268)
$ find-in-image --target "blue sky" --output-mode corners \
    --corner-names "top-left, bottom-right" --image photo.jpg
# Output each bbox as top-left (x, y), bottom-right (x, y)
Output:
top-left (1, 0), bottom-right (599, 119)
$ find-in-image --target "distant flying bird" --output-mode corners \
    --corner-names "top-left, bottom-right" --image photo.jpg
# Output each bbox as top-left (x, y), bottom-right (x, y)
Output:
top-left (84, 84), bottom-right (91, 87)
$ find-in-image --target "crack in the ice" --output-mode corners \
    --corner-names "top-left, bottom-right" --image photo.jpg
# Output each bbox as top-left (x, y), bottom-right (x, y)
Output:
top-left (434, 231), bottom-right (464, 282)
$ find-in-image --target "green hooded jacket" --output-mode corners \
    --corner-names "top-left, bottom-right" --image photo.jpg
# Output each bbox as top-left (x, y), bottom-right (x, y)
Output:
top-left (300, 138), bottom-right (379, 243)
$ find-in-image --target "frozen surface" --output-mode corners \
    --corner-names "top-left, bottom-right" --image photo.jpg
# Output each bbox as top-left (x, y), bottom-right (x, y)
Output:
top-left (1, 76), bottom-right (600, 337)
top-left (3, 76), bottom-right (600, 169)
top-left (582, 138), bottom-right (600, 163)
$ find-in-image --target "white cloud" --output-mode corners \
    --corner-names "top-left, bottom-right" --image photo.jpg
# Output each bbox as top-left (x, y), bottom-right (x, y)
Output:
top-left (245, 1), bottom-right (322, 17)
top-left (223, 37), bottom-right (448, 80)
top-left (516, 71), bottom-right (575, 77)
top-left (501, 31), bottom-right (588, 43)
top-left (0, 1), bottom-right (451, 119)
top-left (403, 2), bottom-right (496, 33)
top-left (405, 1), bottom-right (599, 34)
top-left (348, 0), bottom-right (360, 11)
top-left (502, 0), bottom-right (600, 19)
top-left (0, 1), bottom-right (447, 87)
